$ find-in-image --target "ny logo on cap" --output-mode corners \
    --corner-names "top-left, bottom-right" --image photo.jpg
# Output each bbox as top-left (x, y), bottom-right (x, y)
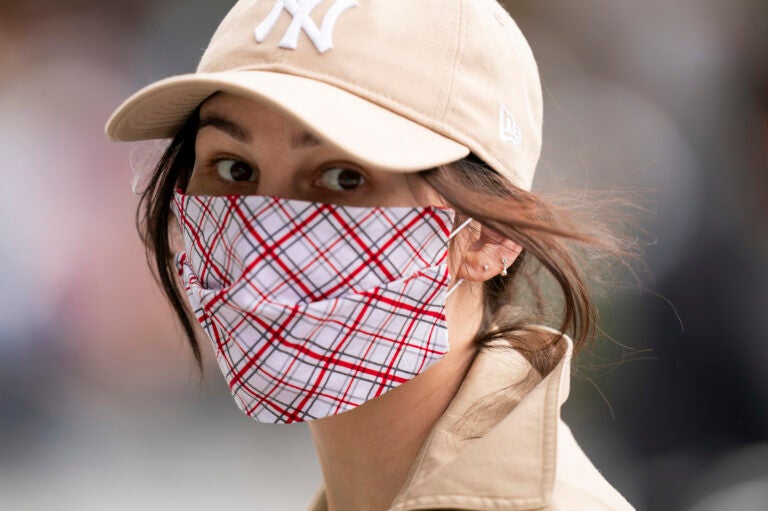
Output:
top-left (254, 0), bottom-right (358, 54)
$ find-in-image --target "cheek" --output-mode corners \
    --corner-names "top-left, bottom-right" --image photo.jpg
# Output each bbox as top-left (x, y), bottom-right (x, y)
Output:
top-left (169, 223), bottom-right (186, 253)
top-left (185, 168), bottom-right (204, 194)
top-left (185, 166), bottom-right (219, 195)
top-left (402, 173), bottom-right (446, 208)
top-left (366, 175), bottom-right (422, 206)
top-left (183, 146), bottom-right (207, 192)
top-left (442, 275), bottom-right (484, 352)
top-left (446, 244), bottom-right (463, 282)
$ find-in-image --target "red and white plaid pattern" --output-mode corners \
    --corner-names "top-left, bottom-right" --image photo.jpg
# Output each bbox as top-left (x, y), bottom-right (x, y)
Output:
top-left (171, 191), bottom-right (458, 423)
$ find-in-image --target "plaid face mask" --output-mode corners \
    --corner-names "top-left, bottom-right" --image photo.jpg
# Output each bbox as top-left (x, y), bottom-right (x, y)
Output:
top-left (171, 191), bottom-right (472, 424)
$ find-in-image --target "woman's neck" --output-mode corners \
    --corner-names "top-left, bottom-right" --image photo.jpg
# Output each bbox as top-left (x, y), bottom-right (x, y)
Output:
top-left (307, 286), bottom-right (482, 511)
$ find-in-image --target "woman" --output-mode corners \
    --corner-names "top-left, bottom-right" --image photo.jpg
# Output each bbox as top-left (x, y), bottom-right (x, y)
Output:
top-left (106, 1), bottom-right (640, 509)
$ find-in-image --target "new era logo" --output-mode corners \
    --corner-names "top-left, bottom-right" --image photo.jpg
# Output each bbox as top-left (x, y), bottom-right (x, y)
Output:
top-left (499, 105), bottom-right (522, 145)
top-left (254, 0), bottom-right (358, 54)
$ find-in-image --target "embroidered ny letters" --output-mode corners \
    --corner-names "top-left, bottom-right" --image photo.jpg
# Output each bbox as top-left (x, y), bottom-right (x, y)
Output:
top-left (254, 0), bottom-right (358, 54)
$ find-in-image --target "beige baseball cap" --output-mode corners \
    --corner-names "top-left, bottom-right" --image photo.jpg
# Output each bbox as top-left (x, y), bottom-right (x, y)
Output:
top-left (105, 0), bottom-right (543, 191)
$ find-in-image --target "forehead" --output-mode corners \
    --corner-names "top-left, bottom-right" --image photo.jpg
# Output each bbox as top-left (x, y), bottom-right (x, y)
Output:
top-left (198, 92), bottom-right (325, 148)
top-left (198, 91), bottom-right (322, 144)
top-left (201, 91), bottom-right (279, 117)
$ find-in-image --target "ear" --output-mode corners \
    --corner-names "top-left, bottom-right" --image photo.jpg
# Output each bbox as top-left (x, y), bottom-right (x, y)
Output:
top-left (452, 223), bottom-right (523, 282)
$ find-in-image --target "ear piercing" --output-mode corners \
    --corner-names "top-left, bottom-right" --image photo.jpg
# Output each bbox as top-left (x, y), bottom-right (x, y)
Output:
top-left (482, 259), bottom-right (510, 276)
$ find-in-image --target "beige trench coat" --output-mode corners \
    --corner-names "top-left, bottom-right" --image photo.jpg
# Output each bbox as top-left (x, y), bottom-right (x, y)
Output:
top-left (306, 325), bottom-right (635, 511)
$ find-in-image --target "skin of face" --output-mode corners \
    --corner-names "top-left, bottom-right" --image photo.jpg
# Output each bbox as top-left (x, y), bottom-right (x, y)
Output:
top-left (185, 92), bottom-right (522, 510)
top-left (187, 93), bottom-right (440, 207)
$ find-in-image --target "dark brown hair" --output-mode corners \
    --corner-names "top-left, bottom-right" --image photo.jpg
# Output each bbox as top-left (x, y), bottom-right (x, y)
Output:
top-left (136, 104), bottom-right (648, 378)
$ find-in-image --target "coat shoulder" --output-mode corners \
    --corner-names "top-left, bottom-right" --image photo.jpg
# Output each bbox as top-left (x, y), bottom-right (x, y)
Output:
top-left (548, 419), bottom-right (635, 510)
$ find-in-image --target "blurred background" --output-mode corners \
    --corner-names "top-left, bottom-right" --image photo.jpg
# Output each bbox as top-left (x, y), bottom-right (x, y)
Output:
top-left (0, 0), bottom-right (766, 509)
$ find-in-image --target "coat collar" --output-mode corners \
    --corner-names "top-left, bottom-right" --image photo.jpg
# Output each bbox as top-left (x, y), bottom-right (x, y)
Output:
top-left (308, 324), bottom-right (573, 511)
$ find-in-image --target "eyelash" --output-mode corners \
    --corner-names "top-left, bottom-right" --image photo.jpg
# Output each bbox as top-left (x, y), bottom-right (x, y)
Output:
top-left (203, 156), bottom-right (255, 184)
top-left (201, 156), bottom-right (368, 192)
top-left (206, 156), bottom-right (235, 168)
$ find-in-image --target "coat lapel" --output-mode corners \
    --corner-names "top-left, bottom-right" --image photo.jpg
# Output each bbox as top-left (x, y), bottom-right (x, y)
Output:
top-left (307, 325), bottom-right (573, 511)
top-left (389, 326), bottom-right (572, 510)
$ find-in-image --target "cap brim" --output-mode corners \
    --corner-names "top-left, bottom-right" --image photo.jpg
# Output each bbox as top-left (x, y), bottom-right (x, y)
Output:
top-left (105, 70), bottom-right (469, 172)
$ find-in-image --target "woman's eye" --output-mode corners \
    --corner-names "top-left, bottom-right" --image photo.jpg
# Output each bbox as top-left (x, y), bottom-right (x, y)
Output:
top-left (216, 159), bottom-right (258, 183)
top-left (318, 167), bottom-right (365, 191)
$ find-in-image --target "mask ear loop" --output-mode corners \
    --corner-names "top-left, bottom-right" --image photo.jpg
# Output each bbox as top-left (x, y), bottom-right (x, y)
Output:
top-left (445, 217), bottom-right (474, 298)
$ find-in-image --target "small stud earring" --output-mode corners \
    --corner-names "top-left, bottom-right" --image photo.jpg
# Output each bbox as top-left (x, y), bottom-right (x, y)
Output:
top-left (501, 257), bottom-right (509, 277)
top-left (482, 264), bottom-right (489, 272)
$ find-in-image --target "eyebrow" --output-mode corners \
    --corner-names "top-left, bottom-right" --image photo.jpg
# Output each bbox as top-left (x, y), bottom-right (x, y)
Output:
top-left (198, 114), bottom-right (251, 143)
top-left (198, 112), bottom-right (324, 149)
top-left (290, 130), bottom-right (323, 149)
